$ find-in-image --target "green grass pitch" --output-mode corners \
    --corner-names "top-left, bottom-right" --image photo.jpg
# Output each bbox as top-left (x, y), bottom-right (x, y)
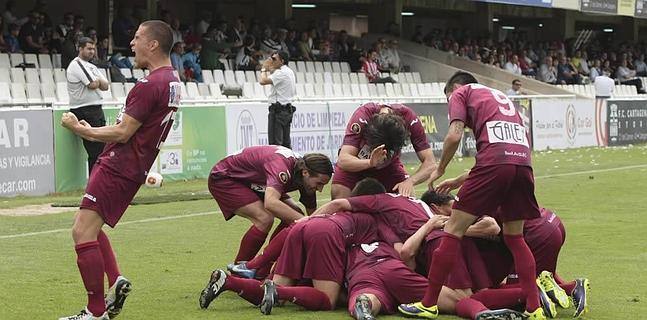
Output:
top-left (1, 145), bottom-right (646, 319)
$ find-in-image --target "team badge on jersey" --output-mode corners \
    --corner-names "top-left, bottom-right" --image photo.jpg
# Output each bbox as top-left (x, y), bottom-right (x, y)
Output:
top-left (351, 122), bottom-right (361, 134)
top-left (278, 171), bottom-right (290, 184)
top-left (360, 242), bottom-right (379, 254)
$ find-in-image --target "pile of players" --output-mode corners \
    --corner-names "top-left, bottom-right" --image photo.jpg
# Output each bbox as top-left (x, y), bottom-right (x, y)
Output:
top-left (197, 72), bottom-right (590, 320)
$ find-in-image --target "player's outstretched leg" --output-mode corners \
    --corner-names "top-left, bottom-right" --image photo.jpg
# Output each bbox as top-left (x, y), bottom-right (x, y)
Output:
top-left (571, 278), bottom-right (590, 318)
top-left (199, 269), bottom-right (227, 309)
top-left (538, 271), bottom-right (570, 308)
top-left (105, 275), bottom-right (132, 319)
top-left (228, 262), bottom-right (257, 279)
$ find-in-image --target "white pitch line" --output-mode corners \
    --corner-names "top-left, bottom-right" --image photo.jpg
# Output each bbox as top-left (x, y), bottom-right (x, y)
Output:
top-left (1, 163), bottom-right (646, 240)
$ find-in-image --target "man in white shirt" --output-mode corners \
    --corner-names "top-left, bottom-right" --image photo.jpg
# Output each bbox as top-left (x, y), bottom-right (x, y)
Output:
top-left (504, 55), bottom-right (522, 75)
top-left (538, 56), bottom-right (557, 84)
top-left (259, 51), bottom-right (296, 148)
top-left (66, 37), bottom-right (110, 174)
top-left (594, 71), bottom-right (615, 98)
top-left (506, 79), bottom-right (526, 96)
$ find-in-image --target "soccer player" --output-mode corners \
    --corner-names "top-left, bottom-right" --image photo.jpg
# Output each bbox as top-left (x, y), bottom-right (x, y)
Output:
top-left (436, 173), bottom-right (590, 318)
top-left (332, 102), bottom-right (436, 199)
top-left (59, 20), bottom-right (180, 320)
top-left (208, 145), bottom-right (333, 264)
top-left (399, 71), bottom-right (544, 319)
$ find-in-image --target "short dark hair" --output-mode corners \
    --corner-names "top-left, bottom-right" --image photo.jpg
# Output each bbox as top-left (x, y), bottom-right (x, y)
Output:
top-left (444, 71), bottom-right (478, 94)
top-left (420, 190), bottom-right (455, 207)
top-left (140, 20), bottom-right (174, 56)
top-left (77, 36), bottom-right (95, 49)
top-left (351, 178), bottom-right (386, 196)
top-left (365, 113), bottom-right (410, 154)
top-left (512, 79), bottom-right (521, 85)
top-left (275, 51), bottom-right (289, 64)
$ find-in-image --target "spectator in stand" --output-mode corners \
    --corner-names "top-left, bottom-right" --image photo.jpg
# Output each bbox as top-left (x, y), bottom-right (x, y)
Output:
top-left (19, 11), bottom-right (47, 53)
top-left (195, 11), bottom-right (211, 37)
top-left (0, 15), bottom-right (6, 51)
top-left (634, 54), bottom-right (647, 76)
top-left (496, 53), bottom-right (506, 69)
top-left (538, 56), bottom-right (557, 84)
top-left (228, 16), bottom-right (246, 49)
top-left (335, 30), bottom-right (351, 62)
top-left (72, 15), bottom-right (85, 37)
top-left (297, 31), bottom-right (314, 61)
top-left (171, 41), bottom-right (186, 82)
top-left (579, 51), bottom-right (590, 77)
top-left (170, 17), bottom-right (183, 45)
top-left (347, 40), bottom-right (364, 72)
top-left (61, 30), bottom-right (78, 68)
top-left (381, 39), bottom-right (401, 73)
top-left (518, 51), bottom-right (536, 77)
top-left (504, 54), bottom-right (522, 75)
top-left (276, 28), bottom-right (290, 60)
top-left (590, 59), bottom-right (602, 81)
top-left (362, 49), bottom-right (396, 83)
top-left (200, 27), bottom-right (227, 71)
top-left (2, 1), bottom-right (28, 32)
top-left (411, 25), bottom-right (424, 44)
top-left (96, 36), bottom-right (109, 63)
top-left (594, 70), bottom-right (615, 98)
top-left (112, 6), bottom-right (135, 48)
top-left (557, 56), bottom-right (580, 84)
top-left (616, 59), bottom-right (645, 93)
top-left (236, 34), bottom-right (261, 71)
top-left (506, 79), bottom-right (526, 96)
top-left (85, 27), bottom-right (98, 43)
top-left (56, 12), bottom-right (74, 39)
top-left (260, 29), bottom-right (282, 59)
top-left (183, 43), bottom-right (203, 82)
top-left (5, 23), bottom-right (21, 53)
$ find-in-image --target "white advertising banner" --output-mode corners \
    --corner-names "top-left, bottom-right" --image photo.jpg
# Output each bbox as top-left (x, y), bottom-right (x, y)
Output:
top-left (531, 98), bottom-right (599, 150)
top-left (226, 103), bottom-right (357, 161)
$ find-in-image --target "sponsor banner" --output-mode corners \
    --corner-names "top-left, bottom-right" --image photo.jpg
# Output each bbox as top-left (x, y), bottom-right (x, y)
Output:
top-left (581, 0), bottom-right (618, 13)
top-left (472, 0), bottom-right (552, 7)
top-left (552, 0), bottom-right (580, 9)
top-left (531, 98), bottom-right (598, 150)
top-left (54, 105), bottom-right (226, 192)
top-left (226, 102), bottom-right (355, 161)
top-left (0, 109), bottom-right (55, 196)
top-left (606, 99), bottom-right (647, 145)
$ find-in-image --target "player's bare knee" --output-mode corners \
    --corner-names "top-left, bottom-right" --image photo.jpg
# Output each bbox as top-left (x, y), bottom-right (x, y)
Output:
top-left (365, 294), bottom-right (381, 315)
top-left (254, 213), bottom-right (274, 232)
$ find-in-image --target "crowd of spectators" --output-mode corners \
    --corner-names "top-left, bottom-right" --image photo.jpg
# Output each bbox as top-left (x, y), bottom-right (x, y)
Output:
top-left (412, 26), bottom-right (647, 93)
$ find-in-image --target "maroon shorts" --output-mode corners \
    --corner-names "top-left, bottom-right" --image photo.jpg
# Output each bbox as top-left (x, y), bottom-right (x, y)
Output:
top-left (274, 219), bottom-right (345, 284)
top-left (348, 259), bottom-right (427, 315)
top-left (80, 164), bottom-right (142, 228)
top-left (332, 160), bottom-right (408, 192)
top-left (475, 239), bottom-right (513, 287)
top-left (208, 176), bottom-right (263, 220)
top-left (454, 165), bottom-right (540, 222)
top-left (419, 237), bottom-right (491, 290)
top-left (526, 222), bottom-right (565, 274)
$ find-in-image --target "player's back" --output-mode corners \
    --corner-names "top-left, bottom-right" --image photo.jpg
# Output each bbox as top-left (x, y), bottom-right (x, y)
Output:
top-left (346, 241), bottom-right (400, 279)
top-left (449, 83), bottom-right (531, 167)
top-left (99, 66), bottom-right (180, 183)
top-left (211, 145), bottom-right (297, 183)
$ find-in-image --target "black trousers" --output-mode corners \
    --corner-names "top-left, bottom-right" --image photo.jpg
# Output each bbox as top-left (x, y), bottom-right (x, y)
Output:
top-left (268, 103), bottom-right (295, 148)
top-left (70, 105), bottom-right (106, 174)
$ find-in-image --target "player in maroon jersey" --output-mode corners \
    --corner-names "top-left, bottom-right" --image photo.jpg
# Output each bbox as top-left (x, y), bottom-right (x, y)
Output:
top-left (59, 20), bottom-right (180, 320)
top-left (333, 102), bottom-right (437, 199)
top-left (208, 145), bottom-right (332, 265)
top-left (399, 71), bottom-right (544, 319)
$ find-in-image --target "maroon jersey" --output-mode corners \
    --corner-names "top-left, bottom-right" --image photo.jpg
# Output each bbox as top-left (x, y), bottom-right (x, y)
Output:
top-left (348, 193), bottom-right (434, 245)
top-left (491, 207), bottom-right (561, 242)
top-left (343, 102), bottom-right (430, 169)
top-left (448, 84), bottom-right (531, 167)
top-left (99, 66), bottom-right (180, 183)
top-left (310, 212), bottom-right (379, 246)
top-left (345, 241), bottom-right (400, 280)
top-left (211, 145), bottom-right (316, 208)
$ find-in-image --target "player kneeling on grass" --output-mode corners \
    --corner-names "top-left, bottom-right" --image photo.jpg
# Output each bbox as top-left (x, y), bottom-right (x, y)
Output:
top-left (207, 145), bottom-right (333, 267)
top-left (435, 172), bottom-right (590, 319)
top-left (198, 178), bottom-right (387, 314)
top-left (58, 20), bottom-right (180, 320)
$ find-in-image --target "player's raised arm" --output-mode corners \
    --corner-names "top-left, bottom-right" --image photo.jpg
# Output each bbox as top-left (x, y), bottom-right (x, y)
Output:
top-left (311, 198), bottom-right (351, 216)
top-left (400, 216), bottom-right (448, 269)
